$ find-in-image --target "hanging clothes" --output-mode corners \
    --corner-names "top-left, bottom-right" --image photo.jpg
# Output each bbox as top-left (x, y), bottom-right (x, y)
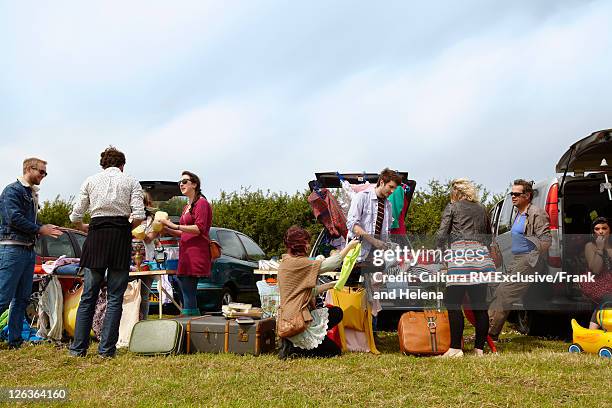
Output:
top-left (308, 187), bottom-right (348, 239)
top-left (390, 184), bottom-right (411, 235)
top-left (36, 276), bottom-right (64, 341)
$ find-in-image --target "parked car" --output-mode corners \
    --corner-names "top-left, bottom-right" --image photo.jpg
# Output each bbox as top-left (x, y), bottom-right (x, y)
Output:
top-left (489, 129), bottom-right (612, 336)
top-left (141, 181), bottom-right (266, 313)
top-left (34, 227), bottom-right (87, 272)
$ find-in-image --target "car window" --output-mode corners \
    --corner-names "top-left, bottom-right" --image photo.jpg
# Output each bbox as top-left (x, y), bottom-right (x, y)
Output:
top-left (46, 233), bottom-right (76, 258)
top-left (238, 234), bottom-right (266, 261)
top-left (35, 236), bottom-right (45, 257)
top-left (490, 201), bottom-right (502, 235)
top-left (73, 233), bottom-right (87, 253)
top-left (497, 195), bottom-right (516, 235)
top-left (217, 230), bottom-right (246, 260)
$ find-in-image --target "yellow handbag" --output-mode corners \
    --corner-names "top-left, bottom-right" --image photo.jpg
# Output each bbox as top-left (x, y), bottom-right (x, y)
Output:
top-left (63, 284), bottom-right (83, 338)
top-left (63, 283), bottom-right (94, 338)
top-left (333, 288), bottom-right (366, 331)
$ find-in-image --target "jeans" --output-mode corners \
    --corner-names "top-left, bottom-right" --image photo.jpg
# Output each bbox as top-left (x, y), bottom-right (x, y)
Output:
top-left (177, 276), bottom-right (199, 315)
top-left (0, 245), bottom-right (35, 346)
top-left (69, 268), bottom-right (129, 356)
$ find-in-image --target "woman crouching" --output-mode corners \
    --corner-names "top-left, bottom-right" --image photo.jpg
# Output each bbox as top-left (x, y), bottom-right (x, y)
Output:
top-left (277, 226), bottom-right (358, 359)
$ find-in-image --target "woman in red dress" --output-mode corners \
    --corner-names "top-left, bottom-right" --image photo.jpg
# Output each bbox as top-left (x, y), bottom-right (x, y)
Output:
top-left (160, 171), bottom-right (212, 316)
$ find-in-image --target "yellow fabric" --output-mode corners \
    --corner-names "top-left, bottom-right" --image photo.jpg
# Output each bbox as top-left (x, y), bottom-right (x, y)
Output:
top-left (330, 288), bottom-right (380, 355)
top-left (152, 211), bottom-right (169, 232)
top-left (132, 225), bottom-right (146, 240)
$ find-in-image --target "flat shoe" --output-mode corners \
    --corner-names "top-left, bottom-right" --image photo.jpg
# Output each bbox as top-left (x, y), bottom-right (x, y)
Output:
top-left (437, 349), bottom-right (464, 358)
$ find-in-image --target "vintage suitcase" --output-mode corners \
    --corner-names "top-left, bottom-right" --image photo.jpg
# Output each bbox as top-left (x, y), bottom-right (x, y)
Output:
top-left (129, 319), bottom-right (184, 355)
top-left (398, 310), bottom-right (451, 356)
top-left (174, 315), bottom-right (276, 356)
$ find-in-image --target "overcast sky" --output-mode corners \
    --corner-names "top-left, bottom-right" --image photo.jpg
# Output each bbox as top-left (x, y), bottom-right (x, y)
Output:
top-left (1, 0), bottom-right (611, 202)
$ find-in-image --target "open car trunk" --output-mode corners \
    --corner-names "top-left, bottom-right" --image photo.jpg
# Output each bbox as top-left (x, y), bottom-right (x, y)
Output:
top-left (309, 171), bottom-right (416, 202)
top-left (309, 172), bottom-right (416, 229)
top-left (556, 129), bottom-right (612, 174)
top-left (561, 174), bottom-right (612, 277)
top-left (307, 172), bottom-right (417, 255)
top-left (140, 181), bottom-right (185, 223)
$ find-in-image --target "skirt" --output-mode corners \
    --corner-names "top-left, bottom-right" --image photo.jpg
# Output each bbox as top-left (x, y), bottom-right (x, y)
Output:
top-left (80, 216), bottom-right (132, 271)
top-left (446, 240), bottom-right (496, 286)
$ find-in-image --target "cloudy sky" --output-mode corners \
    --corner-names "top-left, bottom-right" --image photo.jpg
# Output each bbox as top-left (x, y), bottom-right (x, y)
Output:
top-left (1, 0), bottom-right (611, 202)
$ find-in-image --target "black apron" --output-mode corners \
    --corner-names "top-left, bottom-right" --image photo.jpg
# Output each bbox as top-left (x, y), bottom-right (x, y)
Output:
top-left (80, 216), bottom-right (132, 271)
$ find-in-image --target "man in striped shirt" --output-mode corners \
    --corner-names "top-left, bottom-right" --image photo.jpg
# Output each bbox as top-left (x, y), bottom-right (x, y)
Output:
top-left (347, 168), bottom-right (402, 262)
top-left (346, 168), bottom-right (402, 323)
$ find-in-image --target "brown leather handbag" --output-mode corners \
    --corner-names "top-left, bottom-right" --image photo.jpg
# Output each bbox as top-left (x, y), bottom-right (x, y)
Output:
top-left (208, 239), bottom-right (222, 260)
top-left (398, 310), bottom-right (451, 356)
top-left (276, 306), bottom-right (307, 338)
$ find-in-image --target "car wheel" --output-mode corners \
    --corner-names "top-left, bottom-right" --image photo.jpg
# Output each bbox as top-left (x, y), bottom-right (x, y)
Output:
top-left (598, 347), bottom-right (612, 359)
top-left (568, 344), bottom-right (582, 354)
top-left (221, 287), bottom-right (236, 306)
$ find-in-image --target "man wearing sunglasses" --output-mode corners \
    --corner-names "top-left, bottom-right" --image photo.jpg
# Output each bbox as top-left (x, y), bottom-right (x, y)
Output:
top-left (0, 158), bottom-right (63, 348)
top-left (488, 179), bottom-right (551, 341)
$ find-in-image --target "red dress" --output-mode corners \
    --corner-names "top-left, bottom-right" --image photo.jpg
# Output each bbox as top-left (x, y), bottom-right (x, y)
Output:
top-left (177, 198), bottom-right (212, 277)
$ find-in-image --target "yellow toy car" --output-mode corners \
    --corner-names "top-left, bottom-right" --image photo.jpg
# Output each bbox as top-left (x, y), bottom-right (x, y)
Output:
top-left (569, 319), bottom-right (612, 358)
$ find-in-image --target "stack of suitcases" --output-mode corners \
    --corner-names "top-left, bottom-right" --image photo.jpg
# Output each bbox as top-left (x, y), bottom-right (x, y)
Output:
top-left (129, 315), bottom-right (276, 356)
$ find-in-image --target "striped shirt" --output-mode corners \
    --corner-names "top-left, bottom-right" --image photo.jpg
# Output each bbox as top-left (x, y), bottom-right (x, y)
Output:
top-left (346, 188), bottom-right (393, 261)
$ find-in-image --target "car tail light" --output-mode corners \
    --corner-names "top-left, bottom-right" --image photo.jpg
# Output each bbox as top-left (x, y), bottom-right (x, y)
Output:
top-left (545, 183), bottom-right (561, 267)
top-left (34, 255), bottom-right (43, 274)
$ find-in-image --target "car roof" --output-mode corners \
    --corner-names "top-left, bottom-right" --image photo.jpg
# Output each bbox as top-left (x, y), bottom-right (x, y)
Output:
top-left (58, 227), bottom-right (84, 234)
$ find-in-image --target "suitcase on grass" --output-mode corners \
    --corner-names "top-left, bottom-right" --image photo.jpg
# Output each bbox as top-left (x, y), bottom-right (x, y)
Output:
top-left (128, 320), bottom-right (184, 355)
top-left (173, 315), bottom-right (276, 356)
top-left (398, 310), bottom-right (450, 356)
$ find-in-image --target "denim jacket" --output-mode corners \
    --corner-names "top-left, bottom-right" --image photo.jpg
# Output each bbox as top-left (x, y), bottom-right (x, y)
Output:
top-left (0, 180), bottom-right (41, 244)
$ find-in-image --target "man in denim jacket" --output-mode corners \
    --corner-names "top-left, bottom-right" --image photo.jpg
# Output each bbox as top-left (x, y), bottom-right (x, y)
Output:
top-left (0, 158), bottom-right (62, 348)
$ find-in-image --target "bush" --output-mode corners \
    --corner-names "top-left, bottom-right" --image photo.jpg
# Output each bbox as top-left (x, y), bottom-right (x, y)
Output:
top-left (37, 195), bottom-right (90, 228)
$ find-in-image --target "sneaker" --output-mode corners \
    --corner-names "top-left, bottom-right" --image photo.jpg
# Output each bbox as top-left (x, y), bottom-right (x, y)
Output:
top-left (437, 348), bottom-right (464, 358)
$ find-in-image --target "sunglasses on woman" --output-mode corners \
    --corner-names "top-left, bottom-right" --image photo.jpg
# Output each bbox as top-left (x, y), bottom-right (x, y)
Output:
top-left (178, 179), bottom-right (193, 186)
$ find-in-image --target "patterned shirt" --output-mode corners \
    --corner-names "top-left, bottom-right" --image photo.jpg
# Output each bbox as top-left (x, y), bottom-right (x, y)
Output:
top-left (70, 167), bottom-right (145, 222)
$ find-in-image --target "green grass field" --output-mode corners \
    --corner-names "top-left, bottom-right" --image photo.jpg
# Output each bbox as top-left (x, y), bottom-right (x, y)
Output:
top-left (0, 324), bottom-right (609, 407)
